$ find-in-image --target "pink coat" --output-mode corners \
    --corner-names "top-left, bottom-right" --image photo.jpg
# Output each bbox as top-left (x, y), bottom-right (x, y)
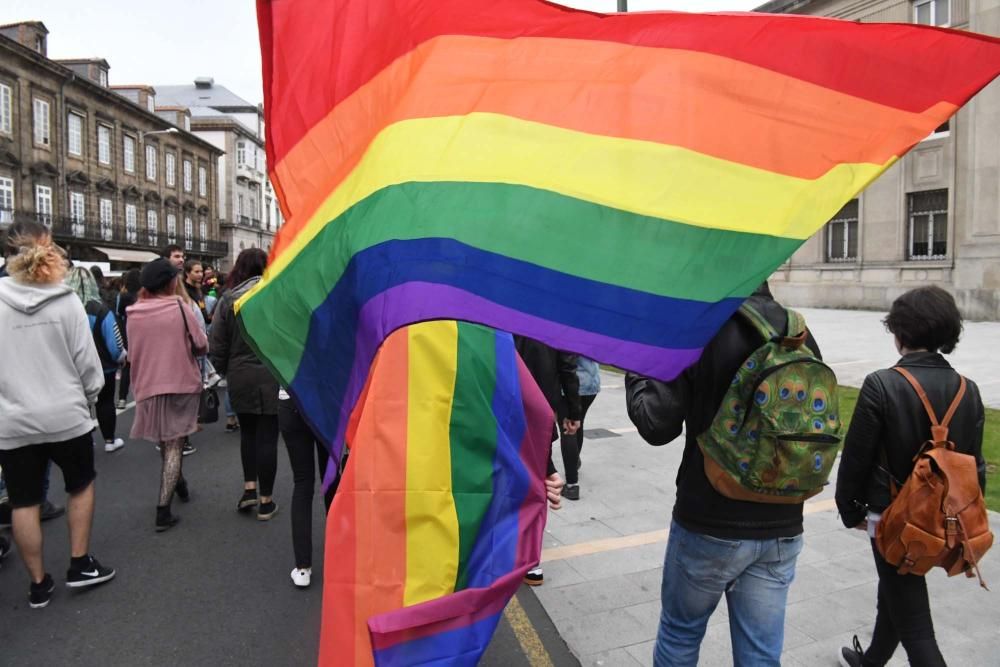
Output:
top-left (126, 296), bottom-right (208, 402)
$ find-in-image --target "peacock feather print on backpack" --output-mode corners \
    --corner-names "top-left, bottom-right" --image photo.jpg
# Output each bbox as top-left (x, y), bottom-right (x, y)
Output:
top-left (697, 304), bottom-right (842, 504)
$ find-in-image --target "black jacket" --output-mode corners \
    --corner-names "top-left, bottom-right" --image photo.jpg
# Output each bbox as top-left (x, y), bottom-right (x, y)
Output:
top-left (210, 277), bottom-right (280, 415)
top-left (626, 293), bottom-right (817, 539)
top-left (835, 352), bottom-right (986, 529)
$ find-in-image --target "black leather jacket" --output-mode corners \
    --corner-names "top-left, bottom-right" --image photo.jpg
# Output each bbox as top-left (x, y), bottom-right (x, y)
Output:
top-left (626, 292), bottom-right (817, 539)
top-left (834, 352), bottom-right (986, 529)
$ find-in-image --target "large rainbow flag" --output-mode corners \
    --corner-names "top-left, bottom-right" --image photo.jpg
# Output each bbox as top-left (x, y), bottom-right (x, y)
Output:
top-left (323, 320), bottom-right (553, 666)
top-left (241, 0), bottom-right (1000, 478)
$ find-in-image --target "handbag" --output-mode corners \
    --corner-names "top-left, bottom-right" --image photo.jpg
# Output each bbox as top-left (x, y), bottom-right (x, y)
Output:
top-left (177, 300), bottom-right (219, 424)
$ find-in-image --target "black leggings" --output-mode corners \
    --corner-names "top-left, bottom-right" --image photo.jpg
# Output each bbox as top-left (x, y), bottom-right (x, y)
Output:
top-left (237, 413), bottom-right (279, 498)
top-left (863, 539), bottom-right (945, 667)
top-left (96, 373), bottom-right (117, 442)
top-left (279, 401), bottom-right (336, 569)
top-left (118, 362), bottom-right (131, 402)
top-left (557, 394), bottom-right (596, 485)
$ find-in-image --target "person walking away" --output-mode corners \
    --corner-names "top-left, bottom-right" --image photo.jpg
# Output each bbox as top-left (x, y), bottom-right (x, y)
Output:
top-left (279, 391), bottom-right (337, 587)
top-left (65, 267), bottom-right (126, 453)
top-left (126, 258), bottom-right (207, 531)
top-left (1, 222), bottom-right (65, 523)
top-left (835, 286), bottom-right (986, 667)
top-left (211, 249), bottom-right (281, 520)
top-left (513, 335), bottom-right (580, 585)
top-left (0, 226), bottom-right (115, 608)
top-left (626, 282), bottom-right (829, 666)
top-left (560, 356), bottom-right (600, 501)
top-left (115, 268), bottom-right (141, 409)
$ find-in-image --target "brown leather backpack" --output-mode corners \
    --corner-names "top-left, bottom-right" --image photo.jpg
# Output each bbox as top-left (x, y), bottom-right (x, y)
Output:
top-left (875, 367), bottom-right (993, 589)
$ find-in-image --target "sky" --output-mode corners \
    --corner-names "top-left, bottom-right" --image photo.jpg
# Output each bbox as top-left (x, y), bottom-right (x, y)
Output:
top-left (1, 0), bottom-right (762, 107)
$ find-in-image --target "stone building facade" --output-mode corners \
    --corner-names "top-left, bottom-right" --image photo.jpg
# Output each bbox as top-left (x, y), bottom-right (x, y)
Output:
top-left (0, 21), bottom-right (227, 268)
top-left (156, 79), bottom-right (281, 271)
top-left (755, 0), bottom-right (1000, 320)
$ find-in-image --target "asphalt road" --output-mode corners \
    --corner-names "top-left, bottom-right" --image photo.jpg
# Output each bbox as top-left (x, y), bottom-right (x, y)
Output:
top-left (0, 406), bottom-right (578, 667)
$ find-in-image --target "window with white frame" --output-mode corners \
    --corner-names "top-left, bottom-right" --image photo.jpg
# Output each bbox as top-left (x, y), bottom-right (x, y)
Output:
top-left (99, 198), bottom-right (113, 241)
top-left (67, 112), bottom-right (83, 157)
top-left (99, 70), bottom-right (108, 88)
top-left (236, 141), bottom-right (246, 166)
top-left (825, 199), bottom-right (859, 262)
top-left (145, 144), bottom-right (157, 181)
top-left (198, 166), bottom-right (207, 197)
top-left (98, 125), bottom-right (112, 165)
top-left (0, 83), bottom-right (12, 135)
top-left (914, 0), bottom-right (950, 26)
top-left (184, 116), bottom-right (190, 132)
top-left (147, 208), bottom-right (159, 245)
top-left (35, 184), bottom-right (53, 226)
top-left (0, 177), bottom-right (13, 222)
top-left (166, 213), bottom-right (177, 243)
top-left (125, 203), bottom-right (137, 242)
top-left (146, 96), bottom-right (155, 113)
top-left (907, 189), bottom-right (949, 260)
top-left (183, 160), bottom-right (192, 192)
top-left (237, 193), bottom-right (245, 218)
top-left (166, 153), bottom-right (176, 187)
top-left (70, 192), bottom-right (86, 237)
top-left (199, 217), bottom-right (207, 251)
top-left (33, 98), bottom-right (50, 146)
top-left (123, 135), bottom-right (136, 173)
top-left (184, 215), bottom-right (193, 249)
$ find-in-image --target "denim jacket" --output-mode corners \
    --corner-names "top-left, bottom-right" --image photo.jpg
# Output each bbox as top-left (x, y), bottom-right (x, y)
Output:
top-left (576, 357), bottom-right (601, 396)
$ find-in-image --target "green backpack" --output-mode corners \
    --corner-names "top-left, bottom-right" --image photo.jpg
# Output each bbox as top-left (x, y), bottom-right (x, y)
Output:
top-left (697, 303), bottom-right (843, 504)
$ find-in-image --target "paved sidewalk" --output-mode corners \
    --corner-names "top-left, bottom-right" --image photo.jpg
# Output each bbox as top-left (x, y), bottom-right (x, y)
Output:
top-left (534, 308), bottom-right (1000, 666)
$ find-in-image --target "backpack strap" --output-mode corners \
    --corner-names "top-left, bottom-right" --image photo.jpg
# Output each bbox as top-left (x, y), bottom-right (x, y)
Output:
top-left (739, 303), bottom-right (808, 350)
top-left (892, 367), bottom-right (967, 446)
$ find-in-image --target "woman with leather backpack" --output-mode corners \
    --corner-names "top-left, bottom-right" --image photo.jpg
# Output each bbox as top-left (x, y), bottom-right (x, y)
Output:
top-left (835, 286), bottom-right (987, 667)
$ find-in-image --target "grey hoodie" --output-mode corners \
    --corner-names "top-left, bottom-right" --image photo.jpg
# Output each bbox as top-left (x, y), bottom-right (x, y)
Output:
top-left (0, 278), bottom-right (104, 450)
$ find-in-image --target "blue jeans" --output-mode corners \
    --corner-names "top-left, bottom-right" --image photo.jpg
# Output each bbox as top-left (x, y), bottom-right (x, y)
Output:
top-left (654, 520), bottom-right (803, 667)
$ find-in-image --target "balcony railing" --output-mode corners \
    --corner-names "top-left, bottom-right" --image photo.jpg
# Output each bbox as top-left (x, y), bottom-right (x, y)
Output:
top-left (3, 211), bottom-right (228, 257)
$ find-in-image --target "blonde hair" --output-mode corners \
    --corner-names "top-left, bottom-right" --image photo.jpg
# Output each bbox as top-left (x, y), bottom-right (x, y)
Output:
top-left (5, 234), bottom-right (67, 284)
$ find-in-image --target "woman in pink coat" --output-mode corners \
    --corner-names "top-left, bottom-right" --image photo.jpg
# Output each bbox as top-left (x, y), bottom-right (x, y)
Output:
top-left (126, 258), bottom-right (207, 532)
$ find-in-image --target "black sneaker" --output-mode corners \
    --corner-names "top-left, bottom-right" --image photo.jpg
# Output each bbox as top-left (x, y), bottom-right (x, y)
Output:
top-left (0, 501), bottom-right (11, 528)
top-left (840, 635), bottom-right (865, 667)
top-left (182, 440), bottom-right (197, 456)
top-left (156, 506), bottom-right (181, 532)
top-left (257, 501), bottom-right (279, 521)
top-left (564, 484), bottom-right (580, 501)
top-left (66, 554), bottom-right (116, 588)
top-left (225, 421), bottom-right (240, 433)
top-left (237, 489), bottom-right (258, 512)
top-left (40, 500), bottom-right (65, 522)
top-left (29, 573), bottom-right (55, 608)
top-left (523, 566), bottom-right (543, 586)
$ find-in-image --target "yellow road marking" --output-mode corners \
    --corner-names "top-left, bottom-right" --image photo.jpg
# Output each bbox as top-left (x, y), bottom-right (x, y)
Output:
top-left (541, 497), bottom-right (838, 563)
top-left (504, 594), bottom-right (556, 667)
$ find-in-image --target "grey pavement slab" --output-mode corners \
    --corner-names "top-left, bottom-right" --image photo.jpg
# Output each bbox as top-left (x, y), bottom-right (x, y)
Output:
top-left (540, 311), bottom-right (1000, 667)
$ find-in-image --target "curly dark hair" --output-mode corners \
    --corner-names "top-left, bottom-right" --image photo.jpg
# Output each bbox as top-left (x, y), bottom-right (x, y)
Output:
top-left (883, 285), bottom-right (963, 355)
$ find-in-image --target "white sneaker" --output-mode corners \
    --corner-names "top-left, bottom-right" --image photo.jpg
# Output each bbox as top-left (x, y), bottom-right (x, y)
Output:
top-left (291, 567), bottom-right (312, 588)
top-left (116, 400), bottom-right (127, 410)
top-left (104, 438), bottom-right (125, 453)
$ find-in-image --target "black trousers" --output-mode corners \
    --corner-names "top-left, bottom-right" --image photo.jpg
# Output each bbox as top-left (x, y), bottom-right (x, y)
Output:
top-left (279, 401), bottom-right (336, 569)
top-left (557, 394), bottom-right (596, 485)
top-left (96, 373), bottom-right (117, 442)
top-left (864, 538), bottom-right (946, 667)
top-left (237, 413), bottom-right (279, 498)
top-left (118, 362), bottom-right (131, 402)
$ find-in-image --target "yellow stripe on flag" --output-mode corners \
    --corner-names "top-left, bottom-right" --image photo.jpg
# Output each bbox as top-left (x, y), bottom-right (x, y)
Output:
top-left (404, 321), bottom-right (461, 606)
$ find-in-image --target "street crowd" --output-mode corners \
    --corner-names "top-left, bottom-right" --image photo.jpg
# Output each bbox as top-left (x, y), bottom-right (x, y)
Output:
top-left (0, 219), bottom-right (989, 667)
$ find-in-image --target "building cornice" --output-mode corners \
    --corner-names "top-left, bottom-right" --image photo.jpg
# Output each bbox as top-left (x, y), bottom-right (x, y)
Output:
top-left (754, 0), bottom-right (817, 13)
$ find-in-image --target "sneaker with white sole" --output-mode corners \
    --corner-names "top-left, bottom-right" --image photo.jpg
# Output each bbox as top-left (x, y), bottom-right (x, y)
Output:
top-left (104, 438), bottom-right (125, 453)
top-left (65, 554), bottom-right (116, 588)
top-left (291, 567), bottom-right (312, 588)
top-left (116, 399), bottom-right (127, 410)
top-left (524, 566), bottom-right (544, 586)
top-left (29, 574), bottom-right (55, 608)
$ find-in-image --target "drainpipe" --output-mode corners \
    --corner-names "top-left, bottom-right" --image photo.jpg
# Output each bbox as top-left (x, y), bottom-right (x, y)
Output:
top-left (58, 72), bottom-right (75, 256)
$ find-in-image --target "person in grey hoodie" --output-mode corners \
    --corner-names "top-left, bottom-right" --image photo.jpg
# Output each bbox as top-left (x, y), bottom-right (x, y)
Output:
top-left (0, 226), bottom-right (115, 609)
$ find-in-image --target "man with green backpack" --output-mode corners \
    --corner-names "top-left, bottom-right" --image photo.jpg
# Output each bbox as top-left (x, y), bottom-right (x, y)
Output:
top-left (626, 282), bottom-right (841, 666)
